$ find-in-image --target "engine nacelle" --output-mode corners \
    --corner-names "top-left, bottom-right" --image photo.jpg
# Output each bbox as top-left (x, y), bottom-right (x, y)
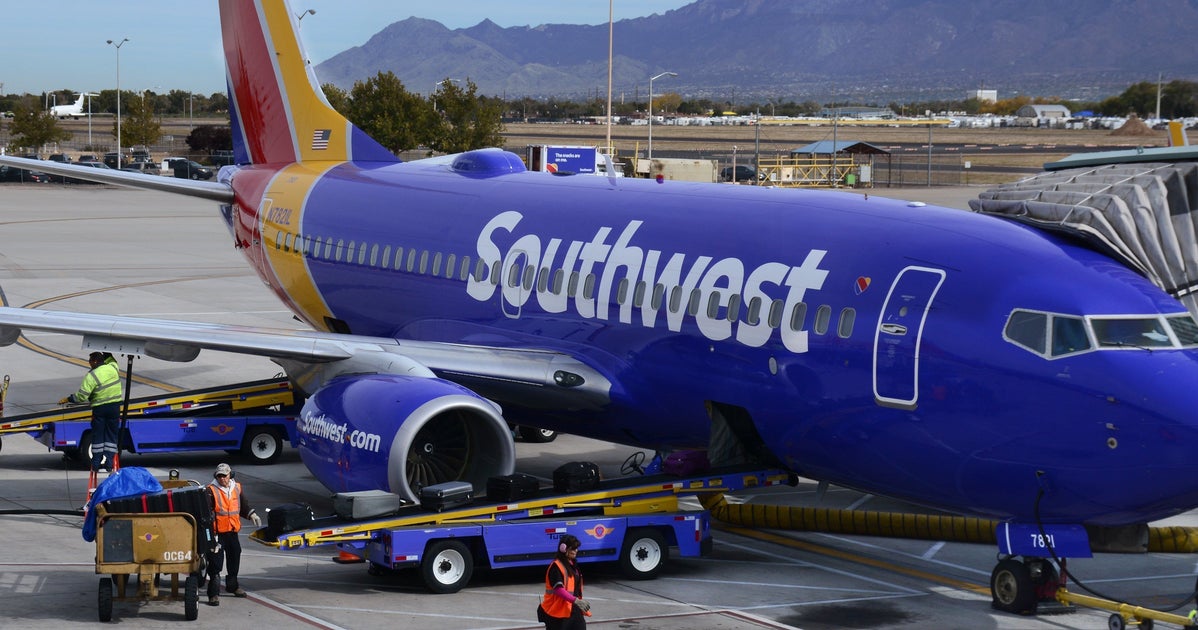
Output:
top-left (296, 373), bottom-right (516, 503)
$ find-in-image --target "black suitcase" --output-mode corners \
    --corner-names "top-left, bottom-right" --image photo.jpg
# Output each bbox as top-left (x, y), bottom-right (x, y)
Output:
top-left (102, 486), bottom-right (216, 552)
top-left (420, 481), bottom-right (474, 512)
top-left (553, 461), bottom-right (600, 493)
top-left (486, 473), bottom-right (540, 502)
top-left (265, 502), bottom-right (315, 537)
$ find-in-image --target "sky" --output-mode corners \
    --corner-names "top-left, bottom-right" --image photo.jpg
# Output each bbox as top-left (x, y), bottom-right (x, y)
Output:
top-left (2, 0), bottom-right (692, 98)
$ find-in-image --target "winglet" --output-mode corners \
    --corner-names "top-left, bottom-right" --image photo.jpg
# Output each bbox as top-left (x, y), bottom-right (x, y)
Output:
top-left (219, 0), bottom-right (398, 165)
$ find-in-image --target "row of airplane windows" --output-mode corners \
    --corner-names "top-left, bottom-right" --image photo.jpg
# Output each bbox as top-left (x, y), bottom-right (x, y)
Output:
top-left (276, 231), bottom-right (856, 338)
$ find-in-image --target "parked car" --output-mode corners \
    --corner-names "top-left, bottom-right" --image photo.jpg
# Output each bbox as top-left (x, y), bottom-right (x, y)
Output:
top-left (76, 154), bottom-right (99, 163)
top-left (0, 165), bottom-right (52, 183)
top-left (65, 160), bottom-right (113, 184)
top-left (164, 158), bottom-right (214, 180)
top-left (102, 152), bottom-right (124, 169)
top-left (47, 153), bottom-right (72, 164)
top-left (719, 165), bottom-right (760, 183)
top-left (122, 161), bottom-right (160, 175)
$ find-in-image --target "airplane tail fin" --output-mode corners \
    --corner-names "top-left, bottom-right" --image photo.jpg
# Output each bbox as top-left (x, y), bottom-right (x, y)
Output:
top-left (219, 0), bottom-right (398, 165)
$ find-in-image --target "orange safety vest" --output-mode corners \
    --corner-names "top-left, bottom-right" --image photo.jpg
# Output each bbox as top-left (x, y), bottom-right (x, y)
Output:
top-left (541, 558), bottom-right (582, 618)
top-left (210, 482), bottom-right (242, 534)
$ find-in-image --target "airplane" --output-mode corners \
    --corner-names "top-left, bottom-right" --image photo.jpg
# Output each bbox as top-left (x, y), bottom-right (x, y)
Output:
top-left (49, 93), bottom-right (89, 118)
top-left (4, 0), bottom-right (1198, 616)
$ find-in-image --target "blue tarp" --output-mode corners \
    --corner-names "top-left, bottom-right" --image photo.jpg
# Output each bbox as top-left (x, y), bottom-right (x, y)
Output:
top-left (81, 467), bottom-right (163, 542)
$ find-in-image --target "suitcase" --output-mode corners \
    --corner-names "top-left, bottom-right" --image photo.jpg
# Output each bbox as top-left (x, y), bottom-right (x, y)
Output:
top-left (662, 450), bottom-right (710, 476)
top-left (485, 473), bottom-right (540, 502)
top-left (101, 486), bottom-right (215, 552)
top-left (553, 461), bottom-right (600, 493)
top-left (420, 481), bottom-right (474, 512)
top-left (333, 490), bottom-right (405, 520)
top-left (265, 502), bottom-right (315, 537)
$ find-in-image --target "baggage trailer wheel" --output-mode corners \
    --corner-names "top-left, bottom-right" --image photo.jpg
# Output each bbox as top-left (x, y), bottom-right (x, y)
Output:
top-left (422, 539), bottom-right (473, 594)
top-left (620, 528), bottom-right (667, 579)
top-left (98, 576), bottom-right (113, 622)
top-left (184, 575), bottom-right (198, 621)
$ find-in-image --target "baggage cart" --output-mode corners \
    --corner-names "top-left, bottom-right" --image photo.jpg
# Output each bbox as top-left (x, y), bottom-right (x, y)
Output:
top-left (93, 482), bottom-right (206, 622)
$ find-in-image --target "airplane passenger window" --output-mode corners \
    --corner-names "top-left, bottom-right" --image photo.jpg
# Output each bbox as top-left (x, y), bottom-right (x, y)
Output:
top-left (358, 244), bottom-right (368, 265)
top-left (1051, 315), bottom-right (1091, 356)
top-left (688, 289), bottom-right (702, 316)
top-left (537, 269), bottom-right (550, 293)
top-left (370, 244), bottom-right (379, 266)
top-left (814, 305), bottom-right (832, 335)
top-left (552, 269), bottom-right (564, 294)
top-left (669, 287), bottom-right (683, 313)
top-left (652, 284), bottom-right (665, 310)
top-left (633, 281), bottom-right (646, 307)
top-left (789, 303), bottom-right (807, 331)
top-left (274, 231), bottom-right (282, 250)
top-left (323, 239), bottom-right (333, 260)
top-left (523, 265), bottom-right (535, 291)
top-left (1092, 317), bottom-right (1172, 348)
top-left (335, 239), bottom-right (345, 262)
top-left (406, 250), bottom-right (417, 273)
top-left (381, 246), bottom-right (391, 267)
top-left (446, 254), bottom-right (456, 278)
top-left (472, 259), bottom-right (486, 281)
top-left (1167, 314), bottom-right (1198, 346)
top-left (490, 261), bottom-right (500, 285)
top-left (726, 294), bottom-right (741, 321)
top-left (311, 236), bottom-right (321, 257)
top-left (617, 278), bottom-right (629, 304)
top-left (432, 252), bottom-right (442, 276)
top-left (583, 274), bottom-right (596, 299)
top-left (706, 291), bottom-right (721, 319)
top-left (746, 297), bottom-right (761, 325)
top-left (419, 251), bottom-right (429, 274)
top-left (768, 299), bottom-right (784, 328)
top-left (394, 247), bottom-right (404, 270)
top-left (508, 262), bottom-right (521, 287)
top-left (1004, 310), bottom-right (1047, 354)
top-left (568, 272), bottom-right (580, 297)
top-left (459, 256), bottom-right (470, 281)
top-left (346, 241), bottom-right (356, 263)
top-left (838, 308), bottom-right (856, 338)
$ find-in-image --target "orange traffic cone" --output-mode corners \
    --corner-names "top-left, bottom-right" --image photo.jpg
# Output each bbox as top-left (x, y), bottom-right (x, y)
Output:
top-left (333, 549), bottom-right (364, 564)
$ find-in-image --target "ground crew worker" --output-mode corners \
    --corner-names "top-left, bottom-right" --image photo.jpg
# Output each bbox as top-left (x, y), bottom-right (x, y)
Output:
top-left (205, 462), bottom-right (261, 606)
top-left (60, 352), bottom-right (122, 472)
top-left (538, 533), bottom-right (591, 629)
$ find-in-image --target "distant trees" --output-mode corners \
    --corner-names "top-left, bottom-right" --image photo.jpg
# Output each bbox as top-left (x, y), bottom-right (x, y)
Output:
top-left (116, 93), bottom-right (161, 148)
top-left (429, 79), bottom-right (504, 154)
top-left (6, 101), bottom-right (71, 154)
top-left (1099, 80), bottom-right (1198, 118)
top-left (187, 125), bottom-right (232, 154)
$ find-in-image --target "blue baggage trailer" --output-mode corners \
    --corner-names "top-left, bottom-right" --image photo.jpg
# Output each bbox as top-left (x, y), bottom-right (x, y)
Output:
top-left (252, 467), bottom-right (795, 593)
top-left (0, 378), bottom-right (300, 464)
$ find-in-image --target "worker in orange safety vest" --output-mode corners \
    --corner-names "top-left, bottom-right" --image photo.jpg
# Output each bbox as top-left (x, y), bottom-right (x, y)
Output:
top-left (204, 462), bottom-right (260, 607)
top-left (537, 533), bottom-right (591, 629)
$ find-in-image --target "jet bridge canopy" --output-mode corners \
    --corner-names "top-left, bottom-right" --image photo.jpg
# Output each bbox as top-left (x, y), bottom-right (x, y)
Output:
top-left (969, 161), bottom-right (1198, 318)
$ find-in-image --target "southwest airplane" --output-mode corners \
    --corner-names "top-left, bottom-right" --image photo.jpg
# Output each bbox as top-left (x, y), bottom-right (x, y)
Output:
top-left (4, 0), bottom-right (1198, 615)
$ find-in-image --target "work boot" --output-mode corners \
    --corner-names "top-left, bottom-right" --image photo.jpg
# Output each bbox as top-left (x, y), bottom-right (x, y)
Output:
top-left (229, 587), bottom-right (247, 597)
top-left (208, 595), bottom-right (220, 607)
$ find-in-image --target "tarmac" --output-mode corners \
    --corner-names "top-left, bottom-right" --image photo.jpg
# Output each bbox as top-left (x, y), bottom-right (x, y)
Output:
top-left (2, 182), bottom-right (1197, 629)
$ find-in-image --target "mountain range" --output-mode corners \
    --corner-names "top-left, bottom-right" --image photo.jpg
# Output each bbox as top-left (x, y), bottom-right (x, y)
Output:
top-left (314, 0), bottom-right (1198, 104)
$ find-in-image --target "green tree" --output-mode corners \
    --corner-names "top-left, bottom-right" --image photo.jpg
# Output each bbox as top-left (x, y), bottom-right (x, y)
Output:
top-left (321, 83), bottom-right (350, 114)
top-left (115, 93), bottom-right (161, 148)
top-left (345, 71), bottom-right (436, 153)
top-left (430, 79), bottom-right (505, 154)
top-left (186, 125), bottom-right (232, 154)
top-left (7, 102), bottom-right (71, 154)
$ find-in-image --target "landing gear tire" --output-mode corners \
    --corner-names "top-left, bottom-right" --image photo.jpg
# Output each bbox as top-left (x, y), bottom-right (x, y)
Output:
top-left (619, 528), bottom-right (667, 579)
top-left (241, 427), bottom-right (282, 464)
top-left (518, 426), bottom-right (558, 443)
top-left (991, 558), bottom-right (1036, 615)
top-left (422, 540), bottom-right (472, 594)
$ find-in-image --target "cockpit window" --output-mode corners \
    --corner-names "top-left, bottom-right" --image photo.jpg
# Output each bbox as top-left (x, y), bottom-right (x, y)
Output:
top-left (1051, 315), bottom-right (1091, 357)
top-left (1091, 317), bottom-right (1172, 348)
top-left (1168, 314), bottom-right (1198, 346)
top-left (1004, 310), bottom-right (1046, 354)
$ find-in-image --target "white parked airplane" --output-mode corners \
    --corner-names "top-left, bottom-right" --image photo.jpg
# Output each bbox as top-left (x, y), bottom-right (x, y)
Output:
top-left (49, 93), bottom-right (92, 118)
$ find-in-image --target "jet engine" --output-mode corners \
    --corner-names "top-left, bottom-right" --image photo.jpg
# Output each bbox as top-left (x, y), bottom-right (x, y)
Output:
top-left (295, 373), bottom-right (516, 502)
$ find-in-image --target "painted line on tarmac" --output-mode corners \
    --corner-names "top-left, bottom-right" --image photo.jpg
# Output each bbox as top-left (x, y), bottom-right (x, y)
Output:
top-left (720, 525), bottom-right (990, 596)
top-left (247, 591), bottom-right (349, 630)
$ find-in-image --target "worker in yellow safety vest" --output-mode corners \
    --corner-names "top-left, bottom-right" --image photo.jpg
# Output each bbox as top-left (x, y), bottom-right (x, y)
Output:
top-left (538, 533), bottom-right (591, 629)
top-left (60, 352), bottom-right (123, 472)
top-left (204, 462), bottom-right (261, 607)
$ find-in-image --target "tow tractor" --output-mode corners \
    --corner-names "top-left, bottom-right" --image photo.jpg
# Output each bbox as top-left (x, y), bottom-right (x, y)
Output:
top-left (0, 377), bottom-right (300, 464)
top-left (251, 465), bottom-right (796, 593)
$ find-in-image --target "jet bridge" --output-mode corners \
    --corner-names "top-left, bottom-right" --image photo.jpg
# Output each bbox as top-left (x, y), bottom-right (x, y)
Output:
top-left (969, 160), bottom-right (1198, 319)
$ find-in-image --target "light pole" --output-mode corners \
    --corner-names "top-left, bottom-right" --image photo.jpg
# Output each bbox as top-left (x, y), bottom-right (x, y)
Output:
top-left (296, 8), bottom-right (315, 27)
top-left (107, 38), bottom-right (128, 167)
top-left (85, 92), bottom-right (97, 147)
top-left (432, 78), bottom-right (460, 112)
top-left (647, 71), bottom-right (676, 162)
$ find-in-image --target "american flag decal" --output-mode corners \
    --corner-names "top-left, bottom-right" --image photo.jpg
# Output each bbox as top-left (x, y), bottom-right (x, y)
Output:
top-left (311, 129), bottom-right (331, 150)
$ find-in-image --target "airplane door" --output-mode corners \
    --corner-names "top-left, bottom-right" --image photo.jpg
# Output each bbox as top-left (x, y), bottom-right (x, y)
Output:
top-left (500, 250), bottom-right (529, 319)
top-left (872, 266), bottom-right (945, 409)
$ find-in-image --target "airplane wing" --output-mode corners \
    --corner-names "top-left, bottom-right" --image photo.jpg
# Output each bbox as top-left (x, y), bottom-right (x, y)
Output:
top-left (0, 306), bottom-right (611, 407)
top-left (0, 155), bottom-right (232, 203)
